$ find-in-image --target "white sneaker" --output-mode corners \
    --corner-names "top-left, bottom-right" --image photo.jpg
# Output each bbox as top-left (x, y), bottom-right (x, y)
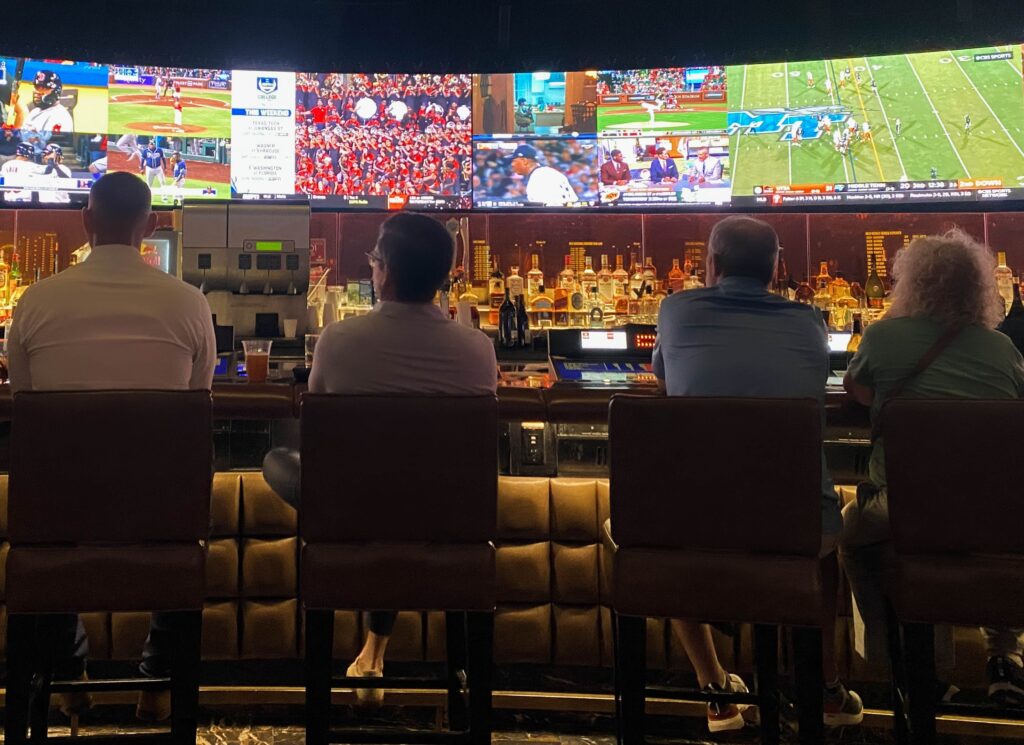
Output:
top-left (704, 672), bottom-right (750, 733)
top-left (346, 659), bottom-right (384, 707)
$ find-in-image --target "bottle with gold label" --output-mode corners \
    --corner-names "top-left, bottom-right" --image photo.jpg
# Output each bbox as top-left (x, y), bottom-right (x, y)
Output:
top-left (629, 253), bottom-right (644, 297)
top-left (865, 255), bottom-right (885, 310)
top-left (529, 283), bottom-right (553, 328)
top-left (612, 254), bottom-right (628, 298)
top-left (642, 256), bottom-right (657, 286)
top-left (558, 255), bottom-right (575, 291)
top-left (580, 255), bottom-right (598, 296)
top-left (0, 250), bottom-right (9, 305)
top-left (667, 258), bottom-right (685, 293)
top-left (526, 253), bottom-right (543, 299)
top-left (813, 261), bottom-right (832, 309)
top-left (847, 313), bottom-right (863, 353)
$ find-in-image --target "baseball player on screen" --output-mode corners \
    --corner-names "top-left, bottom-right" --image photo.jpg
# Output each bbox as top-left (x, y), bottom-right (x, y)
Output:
top-left (141, 139), bottom-right (167, 190)
top-left (20, 70), bottom-right (73, 133)
top-left (507, 143), bottom-right (579, 207)
top-left (155, 74), bottom-right (166, 100)
top-left (173, 97), bottom-right (184, 131)
top-left (0, 142), bottom-right (41, 201)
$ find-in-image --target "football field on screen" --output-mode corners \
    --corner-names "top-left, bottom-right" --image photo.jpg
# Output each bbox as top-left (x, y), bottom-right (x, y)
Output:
top-left (728, 45), bottom-right (1024, 195)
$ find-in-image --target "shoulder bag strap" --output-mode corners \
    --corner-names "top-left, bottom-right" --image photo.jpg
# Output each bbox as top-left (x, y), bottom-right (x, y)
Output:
top-left (871, 324), bottom-right (964, 440)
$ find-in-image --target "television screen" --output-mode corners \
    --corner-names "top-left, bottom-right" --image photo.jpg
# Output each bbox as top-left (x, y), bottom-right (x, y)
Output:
top-left (472, 137), bottom-right (599, 208)
top-left (596, 67), bottom-right (728, 137)
top-left (727, 44), bottom-right (1024, 206)
top-left (292, 72), bottom-right (472, 209)
top-left (0, 58), bottom-right (109, 203)
top-left (106, 133), bottom-right (231, 205)
top-left (473, 71), bottom-right (597, 137)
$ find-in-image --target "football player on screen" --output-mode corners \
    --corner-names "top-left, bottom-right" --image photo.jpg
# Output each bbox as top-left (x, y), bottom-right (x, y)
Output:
top-left (19, 70), bottom-right (73, 134)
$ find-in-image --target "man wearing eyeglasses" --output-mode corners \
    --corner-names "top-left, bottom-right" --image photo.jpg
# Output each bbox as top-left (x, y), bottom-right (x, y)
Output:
top-left (262, 212), bottom-right (496, 705)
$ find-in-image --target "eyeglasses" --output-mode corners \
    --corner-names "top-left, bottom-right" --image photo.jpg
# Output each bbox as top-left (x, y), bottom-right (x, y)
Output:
top-left (366, 250), bottom-right (384, 267)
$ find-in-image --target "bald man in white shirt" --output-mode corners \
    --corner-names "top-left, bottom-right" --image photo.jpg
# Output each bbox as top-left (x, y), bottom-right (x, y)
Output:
top-left (263, 212), bottom-right (496, 705)
top-left (6, 172), bottom-right (216, 722)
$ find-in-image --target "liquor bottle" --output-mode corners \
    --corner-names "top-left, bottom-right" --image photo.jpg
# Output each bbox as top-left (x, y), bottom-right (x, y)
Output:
top-left (997, 282), bottom-right (1024, 355)
top-left (498, 288), bottom-right (518, 348)
top-left (830, 266), bottom-right (851, 299)
top-left (526, 253), bottom-right (543, 298)
top-left (515, 292), bottom-right (531, 347)
top-left (588, 287), bottom-right (604, 328)
top-left (773, 248), bottom-right (790, 297)
top-left (612, 254), bottom-right (629, 298)
top-left (795, 275), bottom-right (814, 304)
top-left (813, 261), bottom-right (832, 309)
top-left (629, 254), bottom-right (644, 297)
top-left (850, 280), bottom-right (865, 307)
top-left (9, 252), bottom-right (22, 300)
top-left (642, 256), bottom-right (657, 285)
top-left (558, 255), bottom-right (575, 291)
top-left (847, 313), bottom-right (863, 353)
top-left (507, 264), bottom-right (524, 299)
top-left (488, 256), bottom-right (505, 325)
top-left (569, 281), bottom-right (587, 327)
top-left (529, 283), bottom-right (554, 328)
top-left (668, 258), bottom-right (686, 293)
top-left (580, 255), bottom-right (598, 295)
top-left (641, 285), bottom-right (658, 323)
top-left (995, 251), bottom-right (1015, 316)
top-left (865, 255), bottom-right (885, 309)
top-left (553, 281), bottom-right (570, 327)
top-left (683, 270), bottom-right (704, 291)
top-left (597, 254), bottom-right (615, 302)
top-left (0, 250), bottom-right (9, 304)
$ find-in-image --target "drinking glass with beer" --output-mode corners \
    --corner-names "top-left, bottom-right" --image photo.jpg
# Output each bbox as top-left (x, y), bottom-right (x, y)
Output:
top-left (242, 339), bottom-right (273, 383)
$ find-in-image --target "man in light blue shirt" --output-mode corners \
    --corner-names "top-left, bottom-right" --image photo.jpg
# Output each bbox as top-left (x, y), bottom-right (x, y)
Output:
top-left (651, 215), bottom-right (860, 732)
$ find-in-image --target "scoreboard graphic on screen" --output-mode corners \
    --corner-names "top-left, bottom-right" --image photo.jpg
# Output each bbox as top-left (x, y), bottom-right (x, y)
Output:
top-left (2, 43), bottom-right (1024, 209)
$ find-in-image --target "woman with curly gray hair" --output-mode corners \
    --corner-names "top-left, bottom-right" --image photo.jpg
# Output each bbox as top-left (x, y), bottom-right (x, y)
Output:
top-left (841, 229), bottom-right (1024, 705)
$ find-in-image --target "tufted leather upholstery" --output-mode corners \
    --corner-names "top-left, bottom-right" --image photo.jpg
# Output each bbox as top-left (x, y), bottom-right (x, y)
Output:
top-left (6, 391), bottom-right (212, 615)
top-left (885, 399), bottom-right (1024, 627)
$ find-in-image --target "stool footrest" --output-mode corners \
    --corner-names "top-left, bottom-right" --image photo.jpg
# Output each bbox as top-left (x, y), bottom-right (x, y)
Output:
top-left (331, 677), bottom-right (458, 690)
top-left (48, 678), bottom-right (172, 694)
top-left (31, 735), bottom-right (173, 745)
top-left (326, 727), bottom-right (469, 744)
top-left (939, 702), bottom-right (1024, 721)
top-left (646, 685), bottom-right (760, 706)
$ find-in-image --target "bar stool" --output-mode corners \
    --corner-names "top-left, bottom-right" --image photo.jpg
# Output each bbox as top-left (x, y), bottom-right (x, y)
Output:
top-left (5, 390), bottom-right (213, 745)
top-left (606, 395), bottom-right (828, 745)
top-left (884, 399), bottom-right (1024, 745)
top-left (300, 394), bottom-right (498, 745)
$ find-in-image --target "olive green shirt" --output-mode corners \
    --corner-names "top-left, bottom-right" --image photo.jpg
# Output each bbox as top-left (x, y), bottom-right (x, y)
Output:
top-left (848, 316), bottom-right (1024, 487)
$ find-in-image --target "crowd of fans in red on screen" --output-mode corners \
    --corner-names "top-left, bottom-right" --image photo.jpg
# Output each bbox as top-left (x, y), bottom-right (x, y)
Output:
top-left (294, 73), bottom-right (472, 201)
top-left (595, 66), bottom-right (726, 96)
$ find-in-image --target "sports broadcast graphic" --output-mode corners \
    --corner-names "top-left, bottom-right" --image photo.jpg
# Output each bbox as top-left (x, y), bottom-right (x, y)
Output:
top-left (596, 67), bottom-right (727, 136)
top-left (727, 44), bottom-right (1024, 205)
top-left (108, 66), bottom-right (232, 138)
top-left (473, 72), bottom-right (597, 137)
top-left (597, 135), bottom-right (731, 205)
top-left (472, 138), bottom-right (599, 208)
top-left (107, 133), bottom-right (231, 205)
top-left (1, 58), bottom-right (109, 134)
top-left (0, 134), bottom-right (105, 204)
top-left (295, 72), bottom-right (472, 209)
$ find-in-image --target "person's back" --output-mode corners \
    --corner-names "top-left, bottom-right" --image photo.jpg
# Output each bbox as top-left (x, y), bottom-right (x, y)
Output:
top-left (9, 247), bottom-right (213, 392)
top-left (3, 171), bottom-right (216, 723)
top-left (842, 230), bottom-right (1024, 705)
top-left (650, 216), bottom-right (862, 734)
top-left (309, 300), bottom-right (495, 395)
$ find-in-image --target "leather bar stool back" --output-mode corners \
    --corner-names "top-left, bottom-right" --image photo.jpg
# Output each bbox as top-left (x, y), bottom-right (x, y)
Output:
top-left (300, 394), bottom-right (498, 745)
top-left (607, 395), bottom-right (826, 745)
top-left (885, 399), bottom-right (1024, 744)
top-left (5, 390), bottom-right (213, 745)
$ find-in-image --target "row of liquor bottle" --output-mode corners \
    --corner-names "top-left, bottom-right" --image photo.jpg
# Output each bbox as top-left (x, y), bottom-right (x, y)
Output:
top-left (460, 253), bottom-right (705, 346)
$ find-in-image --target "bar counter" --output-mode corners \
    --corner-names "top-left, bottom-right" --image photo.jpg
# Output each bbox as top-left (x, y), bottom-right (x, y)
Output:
top-left (0, 381), bottom-right (871, 430)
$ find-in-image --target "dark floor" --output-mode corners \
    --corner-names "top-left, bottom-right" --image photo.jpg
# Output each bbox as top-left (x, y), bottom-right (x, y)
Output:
top-left (0, 706), bottom-right (1011, 745)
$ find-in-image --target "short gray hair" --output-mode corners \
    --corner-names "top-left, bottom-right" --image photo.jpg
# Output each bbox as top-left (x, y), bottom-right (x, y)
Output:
top-left (708, 216), bottom-right (779, 284)
top-left (887, 229), bottom-right (1004, 329)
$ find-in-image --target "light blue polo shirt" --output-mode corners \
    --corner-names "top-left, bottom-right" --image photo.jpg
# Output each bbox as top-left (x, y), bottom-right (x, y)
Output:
top-left (652, 275), bottom-right (842, 535)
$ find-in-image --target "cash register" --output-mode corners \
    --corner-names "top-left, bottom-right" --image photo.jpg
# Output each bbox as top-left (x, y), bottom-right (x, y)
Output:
top-left (547, 326), bottom-right (659, 388)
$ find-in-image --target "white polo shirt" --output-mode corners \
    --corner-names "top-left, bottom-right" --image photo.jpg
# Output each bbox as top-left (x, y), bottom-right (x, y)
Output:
top-left (308, 301), bottom-right (497, 395)
top-left (7, 243), bottom-right (216, 393)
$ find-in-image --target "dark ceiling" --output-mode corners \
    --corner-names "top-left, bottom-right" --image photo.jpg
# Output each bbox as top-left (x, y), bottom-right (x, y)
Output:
top-left (6, 0), bottom-right (1024, 72)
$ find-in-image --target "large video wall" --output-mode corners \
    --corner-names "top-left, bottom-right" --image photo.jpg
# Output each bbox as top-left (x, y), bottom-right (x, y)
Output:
top-left (1, 44), bottom-right (1023, 209)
